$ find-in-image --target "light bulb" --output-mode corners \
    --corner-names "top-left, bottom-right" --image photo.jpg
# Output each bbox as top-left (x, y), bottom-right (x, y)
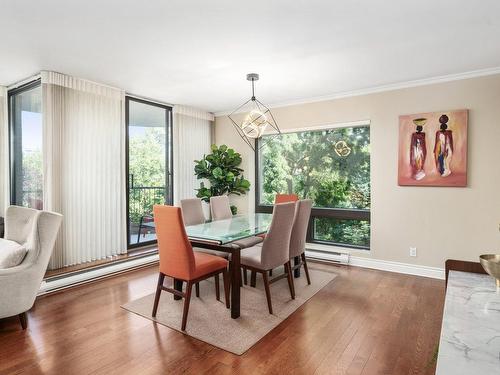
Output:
top-left (241, 109), bottom-right (269, 139)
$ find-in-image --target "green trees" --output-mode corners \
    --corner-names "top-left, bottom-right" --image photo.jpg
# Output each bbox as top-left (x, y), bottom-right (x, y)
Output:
top-left (259, 126), bottom-right (370, 246)
top-left (128, 127), bottom-right (166, 223)
top-left (194, 144), bottom-right (250, 214)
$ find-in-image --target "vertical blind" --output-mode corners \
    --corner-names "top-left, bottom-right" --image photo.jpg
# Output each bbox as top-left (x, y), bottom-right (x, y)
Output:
top-left (0, 86), bottom-right (8, 216)
top-left (173, 105), bottom-right (213, 212)
top-left (42, 71), bottom-right (126, 269)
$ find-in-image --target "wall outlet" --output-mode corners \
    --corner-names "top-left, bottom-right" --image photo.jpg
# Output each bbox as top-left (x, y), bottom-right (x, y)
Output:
top-left (410, 247), bottom-right (417, 257)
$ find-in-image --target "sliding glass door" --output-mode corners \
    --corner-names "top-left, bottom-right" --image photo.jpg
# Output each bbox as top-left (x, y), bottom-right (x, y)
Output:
top-left (9, 80), bottom-right (43, 209)
top-left (126, 97), bottom-right (173, 249)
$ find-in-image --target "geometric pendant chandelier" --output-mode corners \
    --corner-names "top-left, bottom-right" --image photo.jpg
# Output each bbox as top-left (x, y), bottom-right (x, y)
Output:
top-left (228, 73), bottom-right (281, 150)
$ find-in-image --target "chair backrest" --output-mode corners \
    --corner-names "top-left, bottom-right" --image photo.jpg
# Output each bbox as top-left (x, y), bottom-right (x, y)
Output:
top-left (210, 195), bottom-right (232, 221)
top-left (180, 198), bottom-right (206, 226)
top-left (261, 202), bottom-right (296, 270)
top-left (4, 205), bottom-right (39, 246)
top-left (289, 199), bottom-right (313, 258)
top-left (5, 206), bottom-right (63, 265)
top-left (153, 205), bottom-right (195, 280)
top-left (275, 193), bottom-right (299, 204)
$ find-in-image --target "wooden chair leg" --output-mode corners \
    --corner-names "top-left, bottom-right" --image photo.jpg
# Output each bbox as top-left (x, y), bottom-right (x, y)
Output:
top-left (301, 253), bottom-right (311, 285)
top-left (152, 273), bottom-right (165, 317)
top-left (215, 274), bottom-right (220, 301)
top-left (222, 269), bottom-right (230, 309)
top-left (195, 282), bottom-right (200, 298)
top-left (250, 270), bottom-right (257, 287)
top-left (262, 271), bottom-right (273, 314)
top-left (19, 312), bottom-right (27, 330)
top-left (243, 267), bottom-right (248, 285)
top-left (285, 262), bottom-right (296, 299)
top-left (181, 281), bottom-right (193, 331)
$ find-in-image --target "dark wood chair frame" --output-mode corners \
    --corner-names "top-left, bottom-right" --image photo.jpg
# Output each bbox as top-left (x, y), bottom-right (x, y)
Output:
top-left (245, 261), bottom-right (295, 314)
top-left (152, 268), bottom-right (230, 331)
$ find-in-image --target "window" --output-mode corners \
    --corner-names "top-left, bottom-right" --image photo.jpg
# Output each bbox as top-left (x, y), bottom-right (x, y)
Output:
top-left (9, 80), bottom-right (43, 209)
top-left (256, 124), bottom-right (370, 249)
top-left (126, 97), bottom-right (173, 248)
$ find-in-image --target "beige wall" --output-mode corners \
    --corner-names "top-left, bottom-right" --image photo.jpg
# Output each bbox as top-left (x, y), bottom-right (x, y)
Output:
top-left (215, 74), bottom-right (500, 269)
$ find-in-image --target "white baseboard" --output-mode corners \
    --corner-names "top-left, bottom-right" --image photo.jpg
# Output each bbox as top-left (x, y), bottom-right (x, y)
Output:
top-left (349, 256), bottom-right (445, 280)
top-left (39, 254), bottom-right (159, 295)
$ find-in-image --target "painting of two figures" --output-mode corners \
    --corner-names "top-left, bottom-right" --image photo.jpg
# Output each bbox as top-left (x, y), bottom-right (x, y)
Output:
top-left (398, 109), bottom-right (468, 187)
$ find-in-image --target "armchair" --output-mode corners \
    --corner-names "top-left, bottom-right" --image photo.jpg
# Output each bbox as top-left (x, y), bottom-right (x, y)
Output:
top-left (0, 206), bottom-right (62, 329)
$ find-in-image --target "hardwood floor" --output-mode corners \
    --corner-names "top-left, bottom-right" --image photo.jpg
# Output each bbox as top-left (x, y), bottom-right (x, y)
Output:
top-left (0, 262), bottom-right (445, 375)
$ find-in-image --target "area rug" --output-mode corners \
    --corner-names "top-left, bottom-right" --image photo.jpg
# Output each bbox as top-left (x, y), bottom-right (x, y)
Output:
top-left (122, 264), bottom-right (337, 355)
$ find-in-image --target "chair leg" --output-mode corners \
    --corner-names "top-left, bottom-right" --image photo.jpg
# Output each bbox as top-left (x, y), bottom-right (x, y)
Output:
top-left (195, 282), bottom-right (200, 298)
top-left (222, 269), bottom-right (230, 309)
top-left (19, 312), bottom-right (27, 330)
top-left (152, 273), bottom-right (165, 317)
top-left (250, 270), bottom-right (257, 287)
top-left (243, 267), bottom-right (248, 285)
top-left (181, 281), bottom-right (193, 331)
top-left (301, 253), bottom-right (311, 285)
top-left (285, 262), bottom-right (296, 299)
top-left (262, 271), bottom-right (273, 314)
top-left (215, 274), bottom-right (220, 301)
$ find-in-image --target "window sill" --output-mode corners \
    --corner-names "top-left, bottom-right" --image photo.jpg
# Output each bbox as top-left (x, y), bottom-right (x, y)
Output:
top-left (306, 242), bottom-right (370, 254)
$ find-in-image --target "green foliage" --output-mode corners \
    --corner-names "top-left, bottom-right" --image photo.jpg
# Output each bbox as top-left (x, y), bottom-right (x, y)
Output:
top-left (260, 126), bottom-right (370, 246)
top-left (194, 144), bottom-right (250, 213)
top-left (22, 150), bottom-right (43, 206)
top-left (128, 127), bottom-right (167, 224)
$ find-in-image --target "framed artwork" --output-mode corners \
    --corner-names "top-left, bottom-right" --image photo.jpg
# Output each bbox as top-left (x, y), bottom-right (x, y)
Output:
top-left (398, 109), bottom-right (468, 187)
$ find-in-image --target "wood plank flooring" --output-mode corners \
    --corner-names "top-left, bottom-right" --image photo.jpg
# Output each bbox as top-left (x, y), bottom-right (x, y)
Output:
top-left (0, 262), bottom-right (445, 375)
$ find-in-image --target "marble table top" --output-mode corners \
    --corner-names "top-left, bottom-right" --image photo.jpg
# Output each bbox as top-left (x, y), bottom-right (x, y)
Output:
top-left (436, 271), bottom-right (500, 374)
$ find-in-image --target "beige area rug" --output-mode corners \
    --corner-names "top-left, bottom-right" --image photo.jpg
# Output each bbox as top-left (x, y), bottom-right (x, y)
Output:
top-left (122, 264), bottom-right (337, 355)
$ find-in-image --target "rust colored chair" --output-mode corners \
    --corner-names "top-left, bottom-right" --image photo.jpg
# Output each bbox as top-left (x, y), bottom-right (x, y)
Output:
top-left (152, 205), bottom-right (230, 331)
top-left (274, 193), bottom-right (299, 204)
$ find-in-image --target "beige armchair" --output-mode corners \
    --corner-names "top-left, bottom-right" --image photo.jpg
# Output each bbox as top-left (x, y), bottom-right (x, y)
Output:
top-left (0, 206), bottom-right (62, 329)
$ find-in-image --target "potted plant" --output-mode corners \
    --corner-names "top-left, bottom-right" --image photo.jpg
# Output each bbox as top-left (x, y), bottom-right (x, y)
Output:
top-left (194, 144), bottom-right (250, 215)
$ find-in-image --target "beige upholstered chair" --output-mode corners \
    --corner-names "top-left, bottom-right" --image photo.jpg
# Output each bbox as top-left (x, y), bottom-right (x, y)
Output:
top-left (209, 195), bottom-right (232, 221)
top-left (289, 199), bottom-right (313, 284)
top-left (180, 198), bottom-right (206, 226)
top-left (0, 206), bottom-right (63, 329)
top-left (209, 195), bottom-right (263, 249)
top-left (240, 202), bottom-right (296, 314)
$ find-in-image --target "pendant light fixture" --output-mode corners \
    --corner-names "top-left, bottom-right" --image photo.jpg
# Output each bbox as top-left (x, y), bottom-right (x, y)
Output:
top-left (228, 73), bottom-right (280, 150)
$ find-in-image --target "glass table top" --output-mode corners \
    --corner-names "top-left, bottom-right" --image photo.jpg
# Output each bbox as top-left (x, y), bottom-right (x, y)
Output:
top-left (185, 213), bottom-right (273, 245)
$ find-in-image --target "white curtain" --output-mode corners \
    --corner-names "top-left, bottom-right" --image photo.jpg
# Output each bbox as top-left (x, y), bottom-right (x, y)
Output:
top-left (0, 86), bottom-right (8, 217)
top-left (173, 105), bottom-right (213, 211)
top-left (42, 71), bottom-right (126, 269)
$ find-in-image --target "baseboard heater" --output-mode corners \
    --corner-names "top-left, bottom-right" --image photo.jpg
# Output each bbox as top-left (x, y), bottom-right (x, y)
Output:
top-left (305, 249), bottom-right (350, 265)
top-left (39, 253), bottom-right (159, 295)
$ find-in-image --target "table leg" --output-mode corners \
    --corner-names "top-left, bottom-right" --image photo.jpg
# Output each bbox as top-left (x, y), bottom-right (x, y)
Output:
top-left (231, 248), bottom-right (241, 319)
top-left (294, 256), bottom-right (301, 278)
top-left (173, 278), bottom-right (183, 300)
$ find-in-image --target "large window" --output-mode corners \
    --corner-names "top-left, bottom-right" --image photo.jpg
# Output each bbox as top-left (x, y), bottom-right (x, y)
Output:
top-left (9, 80), bottom-right (43, 209)
top-left (126, 97), bottom-right (173, 248)
top-left (256, 124), bottom-right (370, 249)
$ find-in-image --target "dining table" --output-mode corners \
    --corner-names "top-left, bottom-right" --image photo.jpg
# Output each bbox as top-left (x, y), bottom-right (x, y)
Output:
top-left (184, 213), bottom-right (273, 319)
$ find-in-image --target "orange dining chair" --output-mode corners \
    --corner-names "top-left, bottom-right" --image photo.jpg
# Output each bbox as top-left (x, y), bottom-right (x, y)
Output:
top-left (274, 193), bottom-right (299, 204)
top-left (152, 205), bottom-right (230, 331)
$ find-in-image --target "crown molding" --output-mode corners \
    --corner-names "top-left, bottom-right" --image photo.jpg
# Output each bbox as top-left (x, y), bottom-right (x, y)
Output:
top-left (214, 66), bottom-right (500, 117)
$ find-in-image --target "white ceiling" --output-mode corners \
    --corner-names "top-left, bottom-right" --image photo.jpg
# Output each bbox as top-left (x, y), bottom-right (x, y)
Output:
top-left (1, 0), bottom-right (500, 113)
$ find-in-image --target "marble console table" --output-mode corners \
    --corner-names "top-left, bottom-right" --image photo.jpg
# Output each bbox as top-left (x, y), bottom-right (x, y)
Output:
top-left (436, 271), bottom-right (500, 374)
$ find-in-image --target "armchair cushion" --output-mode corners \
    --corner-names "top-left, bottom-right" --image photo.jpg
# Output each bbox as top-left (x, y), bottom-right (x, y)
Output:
top-left (0, 238), bottom-right (27, 269)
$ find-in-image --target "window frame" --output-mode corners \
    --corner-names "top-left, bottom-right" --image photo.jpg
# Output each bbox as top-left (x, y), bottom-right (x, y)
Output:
top-left (8, 78), bottom-right (43, 208)
top-left (125, 96), bottom-right (174, 250)
top-left (254, 122), bottom-right (371, 250)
